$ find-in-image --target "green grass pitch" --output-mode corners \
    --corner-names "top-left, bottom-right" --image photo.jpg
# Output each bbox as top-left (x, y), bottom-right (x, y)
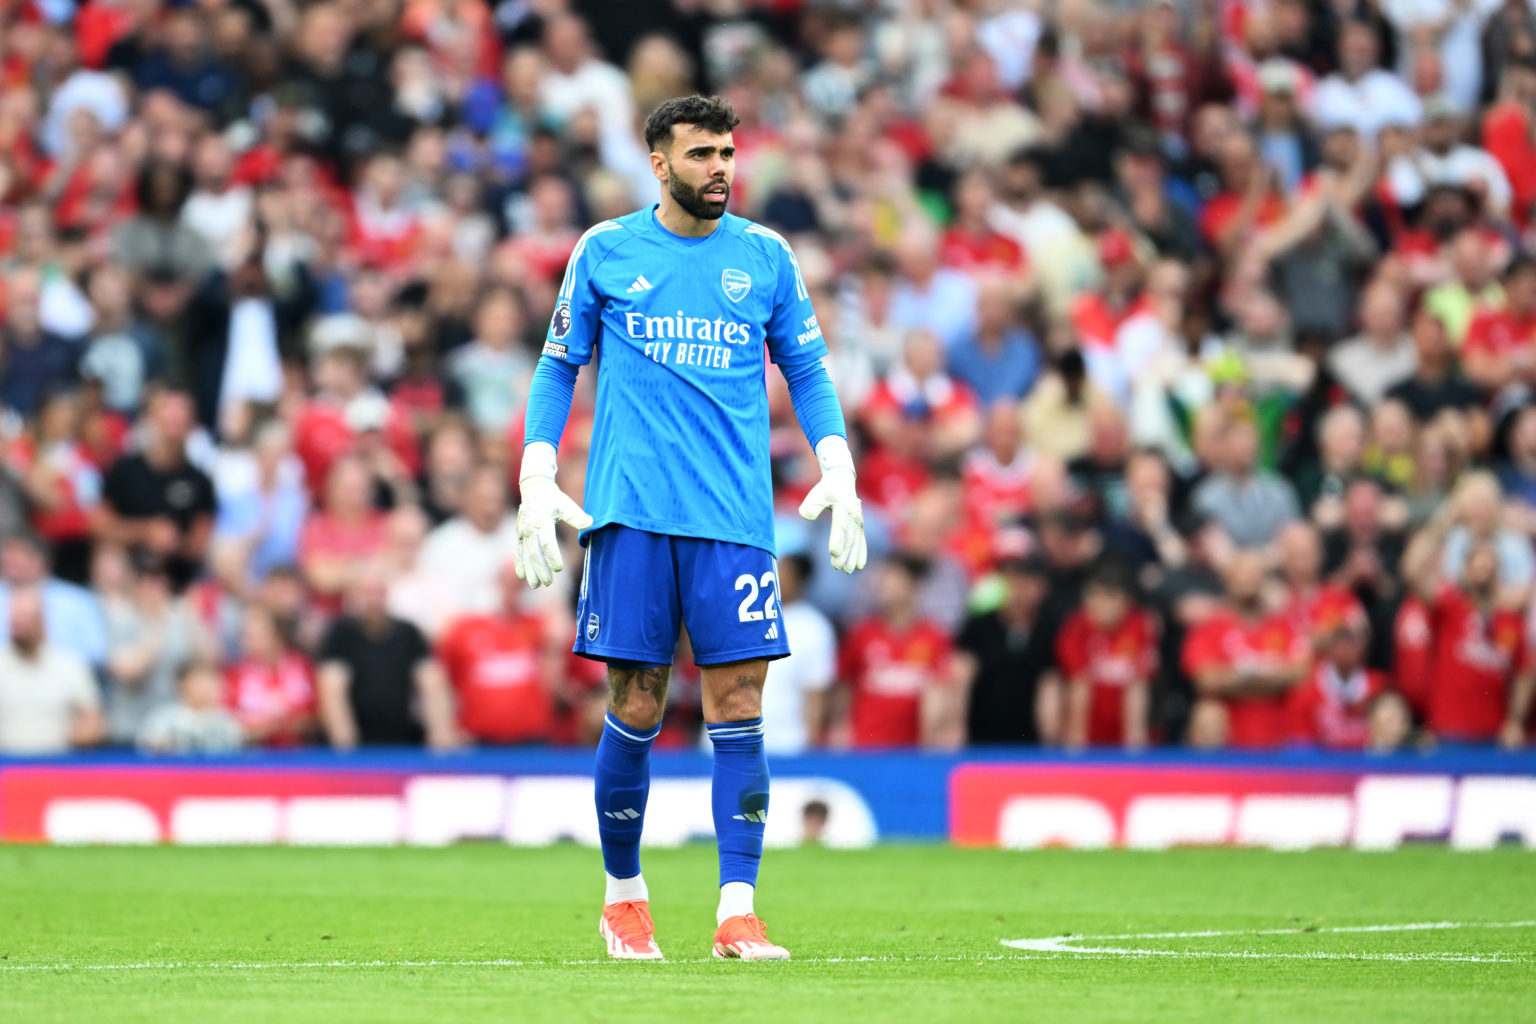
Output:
top-left (1, 844), bottom-right (1532, 1023)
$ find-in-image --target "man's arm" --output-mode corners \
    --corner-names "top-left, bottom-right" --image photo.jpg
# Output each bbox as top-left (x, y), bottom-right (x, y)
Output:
top-left (1402, 501), bottom-right (1457, 603)
top-left (1122, 680), bottom-right (1150, 752)
top-left (68, 707), bottom-right (105, 748)
top-left (1193, 661), bottom-right (1307, 699)
top-left (317, 661), bottom-right (358, 751)
top-left (1502, 668), bottom-right (1536, 750)
top-left (1062, 678), bottom-right (1091, 751)
top-left (413, 657), bottom-right (461, 751)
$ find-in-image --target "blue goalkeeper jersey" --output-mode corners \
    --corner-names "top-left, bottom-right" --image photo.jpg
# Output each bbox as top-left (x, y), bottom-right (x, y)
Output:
top-left (541, 206), bottom-right (828, 554)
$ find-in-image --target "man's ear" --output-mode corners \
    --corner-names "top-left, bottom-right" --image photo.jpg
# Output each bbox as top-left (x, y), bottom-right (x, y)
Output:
top-left (649, 149), bottom-right (669, 183)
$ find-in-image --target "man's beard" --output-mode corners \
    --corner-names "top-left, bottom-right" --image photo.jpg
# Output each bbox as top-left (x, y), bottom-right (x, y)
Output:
top-left (669, 169), bottom-right (729, 220)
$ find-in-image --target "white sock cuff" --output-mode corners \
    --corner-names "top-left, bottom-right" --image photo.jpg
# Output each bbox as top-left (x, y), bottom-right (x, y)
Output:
top-left (717, 881), bottom-right (755, 925)
top-left (605, 872), bottom-right (648, 905)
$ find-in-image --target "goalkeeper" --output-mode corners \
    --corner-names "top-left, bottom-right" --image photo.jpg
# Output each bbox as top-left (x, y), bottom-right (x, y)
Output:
top-left (515, 95), bottom-right (865, 962)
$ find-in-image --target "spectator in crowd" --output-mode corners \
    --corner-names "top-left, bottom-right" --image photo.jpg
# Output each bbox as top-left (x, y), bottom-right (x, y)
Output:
top-left (225, 604), bottom-right (317, 748)
top-left (887, 221), bottom-right (979, 350)
top-left (1273, 521), bottom-right (1365, 649)
top-left (1421, 228), bottom-right (1503, 349)
top-left (946, 281), bottom-right (1041, 406)
top-left (1313, 19), bottom-right (1421, 144)
top-left (137, 661), bottom-right (244, 754)
top-left (1322, 477), bottom-right (1409, 664)
top-left (298, 455), bottom-right (387, 610)
top-left (0, 531), bottom-right (109, 669)
top-left (94, 388), bottom-right (216, 589)
top-left (435, 562), bottom-right (556, 746)
top-left (316, 563), bottom-right (458, 750)
top-left (104, 551), bottom-right (216, 745)
top-left (956, 550), bottom-right (1055, 746)
top-left (0, 266), bottom-right (80, 418)
top-left (8, 389), bottom-right (102, 583)
top-left (1054, 561), bottom-right (1156, 751)
top-left (1463, 255), bottom-right (1536, 390)
top-left (1183, 549), bottom-right (1311, 749)
top-left (836, 553), bottom-right (961, 749)
top-left (1439, 470), bottom-right (1535, 589)
top-left (1403, 496), bottom-right (1534, 748)
top-left (861, 328), bottom-right (982, 463)
top-left (1023, 347), bottom-right (1117, 463)
top-left (0, 586), bottom-right (103, 755)
top-left (1191, 414), bottom-right (1301, 548)
top-left (1327, 280), bottom-right (1418, 406)
top-left (447, 287), bottom-right (534, 435)
top-left (1297, 404), bottom-right (1367, 518)
top-left (758, 553), bottom-right (836, 755)
top-left (213, 418), bottom-right (308, 583)
top-left (1386, 308), bottom-right (1488, 425)
top-left (418, 464), bottom-right (522, 618)
top-left (1284, 607), bottom-right (1405, 751)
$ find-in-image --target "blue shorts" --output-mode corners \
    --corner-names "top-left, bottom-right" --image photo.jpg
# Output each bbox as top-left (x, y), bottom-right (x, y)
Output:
top-left (574, 525), bottom-right (792, 667)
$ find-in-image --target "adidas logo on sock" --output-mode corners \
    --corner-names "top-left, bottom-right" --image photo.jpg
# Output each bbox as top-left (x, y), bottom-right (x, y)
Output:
top-left (603, 808), bottom-right (640, 819)
top-left (626, 275), bottom-right (653, 293)
top-left (732, 811), bottom-right (768, 824)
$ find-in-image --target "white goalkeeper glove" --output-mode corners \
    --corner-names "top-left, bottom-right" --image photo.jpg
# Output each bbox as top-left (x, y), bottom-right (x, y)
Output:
top-left (798, 435), bottom-right (867, 575)
top-left (515, 441), bottom-right (593, 589)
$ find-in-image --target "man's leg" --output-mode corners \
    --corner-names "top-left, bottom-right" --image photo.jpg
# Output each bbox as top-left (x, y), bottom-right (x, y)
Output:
top-left (702, 659), bottom-right (787, 959)
top-left (594, 663), bottom-right (670, 955)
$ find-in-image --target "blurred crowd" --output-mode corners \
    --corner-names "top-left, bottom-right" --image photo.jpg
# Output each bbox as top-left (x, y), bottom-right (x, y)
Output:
top-left (3, 0), bottom-right (1536, 757)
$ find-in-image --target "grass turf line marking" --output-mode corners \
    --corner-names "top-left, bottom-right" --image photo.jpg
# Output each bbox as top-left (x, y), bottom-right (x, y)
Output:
top-left (1002, 920), bottom-right (1536, 963)
top-left (6, 922), bottom-right (1532, 972)
top-left (0, 954), bottom-right (1024, 972)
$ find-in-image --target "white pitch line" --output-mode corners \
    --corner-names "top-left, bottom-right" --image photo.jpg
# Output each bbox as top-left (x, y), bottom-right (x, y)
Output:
top-left (1002, 920), bottom-right (1536, 963)
top-left (0, 953), bottom-right (1024, 973)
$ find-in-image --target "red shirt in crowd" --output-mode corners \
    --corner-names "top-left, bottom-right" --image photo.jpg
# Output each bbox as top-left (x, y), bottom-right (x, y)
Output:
top-left (1286, 661), bottom-right (1387, 750)
top-left (436, 611), bottom-right (554, 744)
top-left (1068, 291), bottom-right (1152, 350)
top-left (1484, 100), bottom-right (1536, 228)
top-left (1283, 584), bottom-right (1366, 646)
top-left (839, 617), bottom-right (954, 748)
top-left (225, 652), bottom-right (317, 748)
top-left (292, 398), bottom-right (418, 495)
top-left (1393, 595), bottom-right (1436, 717)
top-left (1054, 607), bottom-right (1158, 745)
top-left (1198, 190), bottom-right (1286, 247)
top-left (938, 227), bottom-right (1025, 275)
top-left (1426, 584), bottom-right (1529, 741)
top-left (298, 510), bottom-right (387, 611)
top-left (1463, 306), bottom-right (1536, 366)
top-left (5, 436), bottom-right (98, 542)
top-left (1182, 609), bottom-right (1309, 749)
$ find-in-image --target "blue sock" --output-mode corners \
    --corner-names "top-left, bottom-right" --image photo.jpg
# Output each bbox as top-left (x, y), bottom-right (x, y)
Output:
top-left (594, 713), bottom-right (660, 880)
top-left (707, 717), bottom-right (769, 888)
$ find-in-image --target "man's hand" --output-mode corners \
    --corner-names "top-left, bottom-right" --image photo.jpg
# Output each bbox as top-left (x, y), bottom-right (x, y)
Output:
top-left (516, 442), bottom-right (593, 588)
top-left (1499, 719), bottom-right (1526, 751)
top-left (798, 436), bottom-right (866, 575)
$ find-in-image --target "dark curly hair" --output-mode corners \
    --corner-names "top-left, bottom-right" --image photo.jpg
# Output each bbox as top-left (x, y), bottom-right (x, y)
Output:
top-left (643, 95), bottom-right (740, 152)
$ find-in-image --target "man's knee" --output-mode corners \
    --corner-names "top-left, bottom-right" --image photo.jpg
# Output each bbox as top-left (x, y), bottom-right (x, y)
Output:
top-left (704, 660), bottom-right (767, 722)
top-left (1187, 699), bottom-right (1229, 750)
top-left (607, 663), bottom-right (671, 730)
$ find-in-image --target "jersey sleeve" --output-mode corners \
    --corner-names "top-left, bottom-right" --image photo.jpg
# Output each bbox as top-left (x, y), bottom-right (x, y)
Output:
top-left (1133, 611), bottom-right (1159, 679)
top-left (757, 227), bottom-right (828, 369)
top-left (544, 223), bottom-right (617, 366)
top-left (1181, 620), bottom-right (1226, 679)
top-left (1054, 614), bottom-right (1089, 680)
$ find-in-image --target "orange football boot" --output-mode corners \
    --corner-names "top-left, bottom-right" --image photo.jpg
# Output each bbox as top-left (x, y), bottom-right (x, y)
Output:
top-left (599, 900), bottom-right (663, 960)
top-left (712, 914), bottom-right (790, 961)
